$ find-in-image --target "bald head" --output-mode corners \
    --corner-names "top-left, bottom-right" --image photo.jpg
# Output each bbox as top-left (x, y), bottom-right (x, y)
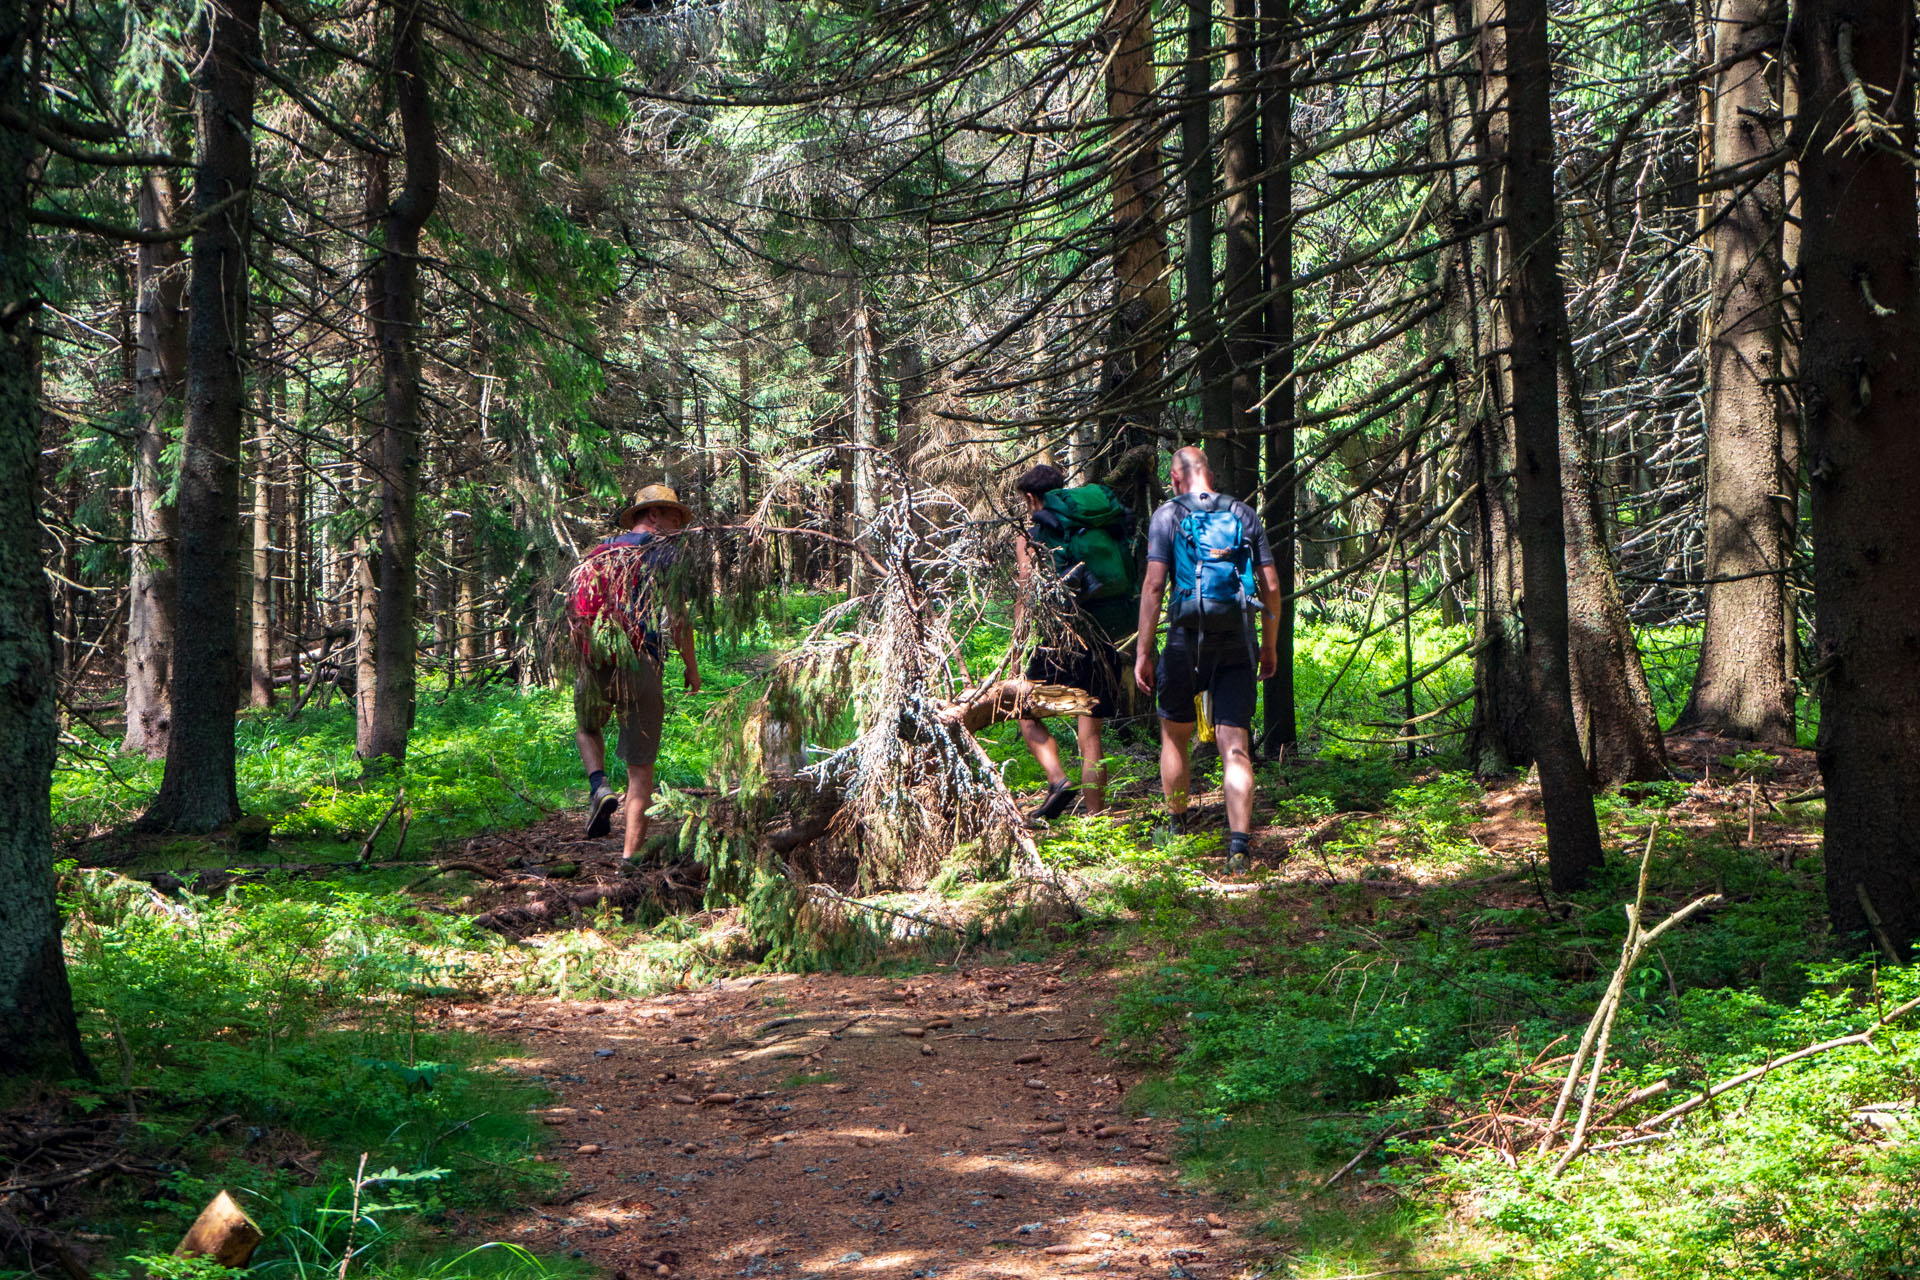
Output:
top-left (1169, 446), bottom-right (1214, 495)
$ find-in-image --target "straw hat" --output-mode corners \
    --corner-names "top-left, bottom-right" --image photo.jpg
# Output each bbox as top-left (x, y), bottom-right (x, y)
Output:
top-left (617, 483), bottom-right (693, 528)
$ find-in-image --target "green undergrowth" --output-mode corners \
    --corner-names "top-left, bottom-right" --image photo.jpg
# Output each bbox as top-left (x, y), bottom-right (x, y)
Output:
top-left (29, 869), bottom-right (572, 1280)
top-left (54, 607), bottom-right (823, 860)
top-left (1080, 765), bottom-right (1917, 1278)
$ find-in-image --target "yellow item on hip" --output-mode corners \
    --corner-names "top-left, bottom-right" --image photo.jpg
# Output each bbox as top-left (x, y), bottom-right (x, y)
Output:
top-left (1196, 692), bottom-right (1215, 743)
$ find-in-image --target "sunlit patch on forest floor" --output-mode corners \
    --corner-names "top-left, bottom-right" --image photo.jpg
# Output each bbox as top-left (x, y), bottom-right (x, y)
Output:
top-left (437, 966), bottom-right (1253, 1280)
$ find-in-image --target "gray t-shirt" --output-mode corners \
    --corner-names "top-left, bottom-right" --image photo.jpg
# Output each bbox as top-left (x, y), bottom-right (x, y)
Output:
top-left (1145, 492), bottom-right (1274, 630)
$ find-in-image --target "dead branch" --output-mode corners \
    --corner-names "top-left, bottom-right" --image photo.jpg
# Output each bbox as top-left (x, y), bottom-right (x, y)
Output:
top-left (1542, 823), bottom-right (1721, 1175)
top-left (1626, 993), bottom-right (1920, 1134)
top-left (471, 864), bottom-right (708, 938)
top-left (938, 679), bottom-right (1097, 733)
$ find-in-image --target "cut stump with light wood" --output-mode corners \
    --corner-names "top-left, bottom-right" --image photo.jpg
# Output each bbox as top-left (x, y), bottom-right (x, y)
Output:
top-left (938, 680), bottom-right (1095, 733)
top-left (175, 1190), bottom-right (263, 1268)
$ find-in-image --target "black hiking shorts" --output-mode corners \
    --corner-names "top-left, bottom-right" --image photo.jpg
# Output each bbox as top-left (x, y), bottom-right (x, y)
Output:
top-left (574, 657), bottom-right (666, 767)
top-left (1025, 631), bottom-right (1126, 721)
top-left (1155, 629), bottom-right (1257, 729)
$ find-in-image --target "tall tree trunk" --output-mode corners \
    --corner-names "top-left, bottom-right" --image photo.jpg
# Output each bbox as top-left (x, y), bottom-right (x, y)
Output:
top-left (1680, 0), bottom-right (1794, 745)
top-left (1468, 403), bottom-right (1531, 772)
top-left (249, 319), bottom-right (275, 707)
top-left (848, 289), bottom-right (880, 597)
top-left (1481, 0), bottom-right (1605, 889)
top-left (125, 172), bottom-right (186, 756)
top-left (364, 0), bottom-right (439, 764)
top-left (1182, 0), bottom-right (1227, 448)
top-left (1217, 0), bottom-right (1261, 496)
top-left (139, 0), bottom-right (261, 832)
top-left (1457, 0), bottom-right (1532, 777)
top-left (1099, 0), bottom-right (1173, 508)
top-left (1794, 0), bottom-right (1920, 955)
top-left (1258, 0), bottom-right (1295, 750)
top-left (353, 151), bottom-right (384, 751)
top-left (0, 0), bottom-right (89, 1080)
top-left (1557, 355), bottom-right (1669, 782)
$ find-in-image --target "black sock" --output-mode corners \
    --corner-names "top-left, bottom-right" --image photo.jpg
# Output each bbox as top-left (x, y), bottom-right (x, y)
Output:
top-left (588, 769), bottom-right (607, 794)
top-left (1229, 831), bottom-right (1251, 855)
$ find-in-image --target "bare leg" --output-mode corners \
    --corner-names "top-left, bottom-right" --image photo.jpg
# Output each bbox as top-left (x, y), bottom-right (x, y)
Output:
top-left (1160, 717), bottom-right (1195, 813)
top-left (1019, 718), bottom-right (1069, 785)
top-left (623, 762), bottom-right (655, 860)
top-left (1217, 725), bottom-right (1255, 832)
top-left (577, 727), bottom-right (606, 776)
top-left (1075, 715), bottom-right (1106, 814)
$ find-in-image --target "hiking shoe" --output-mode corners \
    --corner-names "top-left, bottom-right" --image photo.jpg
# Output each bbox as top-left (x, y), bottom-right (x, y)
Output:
top-left (584, 783), bottom-right (619, 838)
top-left (1226, 850), bottom-right (1251, 875)
top-left (1031, 779), bottom-right (1079, 822)
top-left (1159, 810), bottom-right (1191, 842)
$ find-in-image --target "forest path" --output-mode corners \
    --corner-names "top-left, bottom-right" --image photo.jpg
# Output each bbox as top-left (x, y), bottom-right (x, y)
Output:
top-left (439, 965), bottom-right (1254, 1280)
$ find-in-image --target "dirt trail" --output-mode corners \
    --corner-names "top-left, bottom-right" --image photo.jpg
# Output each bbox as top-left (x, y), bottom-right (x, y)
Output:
top-left (442, 963), bottom-right (1255, 1280)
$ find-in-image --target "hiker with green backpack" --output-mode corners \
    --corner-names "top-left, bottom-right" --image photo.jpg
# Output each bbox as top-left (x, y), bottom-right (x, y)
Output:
top-left (1012, 464), bottom-right (1140, 820)
top-left (1134, 447), bottom-right (1283, 872)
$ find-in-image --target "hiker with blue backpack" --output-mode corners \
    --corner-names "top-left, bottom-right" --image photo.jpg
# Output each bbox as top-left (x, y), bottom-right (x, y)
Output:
top-left (1134, 447), bottom-right (1283, 872)
top-left (1012, 464), bottom-right (1139, 820)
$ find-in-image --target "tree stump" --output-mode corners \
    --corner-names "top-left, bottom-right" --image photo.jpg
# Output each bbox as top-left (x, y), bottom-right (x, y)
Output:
top-left (175, 1191), bottom-right (262, 1268)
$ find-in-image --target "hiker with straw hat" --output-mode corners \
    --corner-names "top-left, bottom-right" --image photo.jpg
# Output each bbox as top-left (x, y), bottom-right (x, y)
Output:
top-left (568, 484), bottom-right (702, 864)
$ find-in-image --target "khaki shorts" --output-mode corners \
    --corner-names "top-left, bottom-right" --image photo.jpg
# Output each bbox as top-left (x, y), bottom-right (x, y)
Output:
top-left (574, 658), bottom-right (666, 767)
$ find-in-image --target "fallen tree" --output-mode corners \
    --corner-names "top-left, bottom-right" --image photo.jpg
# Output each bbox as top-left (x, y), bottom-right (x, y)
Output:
top-left (471, 861), bottom-right (707, 938)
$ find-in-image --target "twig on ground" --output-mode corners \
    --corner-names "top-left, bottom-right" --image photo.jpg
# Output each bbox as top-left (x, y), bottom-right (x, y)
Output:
top-left (1627, 993), bottom-right (1920, 1133)
top-left (357, 790), bottom-right (407, 865)
top-left (802, 884), bottom-right (964, 935)
top-left (1542, 821), bottom-right (1720, 1176)
top-left (1320, 1123), bottom-right (1443, 1190)
top-left (403, 861), bottom-right (502, 893)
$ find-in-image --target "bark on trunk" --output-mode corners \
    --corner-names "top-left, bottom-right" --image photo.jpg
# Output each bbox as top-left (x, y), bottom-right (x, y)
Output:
top-left (1258, 0), bottom-right (1296, 750)
top-left (1793, 0), bottom-right (1920, 955)
top-left (364, 0), bottom-right (440, 763)
top-left (125, 172), bottom-right (187, 756)
top-left (1182, 0), bottom-right (1226, 448)
top-left (1459, 0), bottom-right (1532, 777)
top-left (848, 290), bottom-right (879, 598)
top-left (249, 321), bottom-right (275, 708)
top-left (1681, 0), bottom-right (1795, 745)
top-left (1482, 0), bottom-right (1605, 889)
top-left (1557, 353), bottom-right (1670, 783)
top-left (0, 0), bottom-right (90, 1080)
top-left (139, 0), bottom-right (261, 832)
top-left (1217, 0), bottom-right (1262, 496)
top-left (1099, 0), bottom-right (1173, 510)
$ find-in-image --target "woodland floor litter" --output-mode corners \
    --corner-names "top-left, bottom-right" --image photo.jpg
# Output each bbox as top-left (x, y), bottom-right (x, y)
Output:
top-left (439, 967), bottom-right (1254, 1280)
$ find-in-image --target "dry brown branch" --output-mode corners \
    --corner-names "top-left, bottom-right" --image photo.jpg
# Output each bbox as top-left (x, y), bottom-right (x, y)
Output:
top-left (937, 679), bottom-right (1096, 732)
top-left (1626, 994), bottom-right (1920, 1134)
top-left (1541, 824), bottom-right (1721, 1175)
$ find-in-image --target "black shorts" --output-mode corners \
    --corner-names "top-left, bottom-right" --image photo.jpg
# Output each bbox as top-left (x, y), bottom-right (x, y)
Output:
top-left (1024, 634), bottom-right (1124, 721)
top-left (1155, 631), bottom-right (1257, 729)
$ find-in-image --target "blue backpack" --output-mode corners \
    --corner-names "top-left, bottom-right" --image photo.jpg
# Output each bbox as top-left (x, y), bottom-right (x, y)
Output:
top-left (1169, 492), bottom-right (1257, 636)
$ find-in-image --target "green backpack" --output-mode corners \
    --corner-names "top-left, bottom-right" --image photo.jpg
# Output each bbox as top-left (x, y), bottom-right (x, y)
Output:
top-left (1031, 484), bottom-right (1137, 606)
